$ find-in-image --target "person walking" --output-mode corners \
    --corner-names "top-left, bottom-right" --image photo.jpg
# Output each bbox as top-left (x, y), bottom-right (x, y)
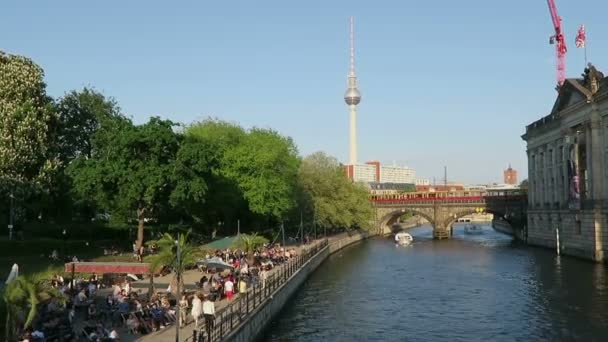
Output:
top-left (179, 294), bottom-right (189, 328)
top-left (191, 294), bottom-right (202, 328)
top-left (202, 295), bottom-right (215, 341)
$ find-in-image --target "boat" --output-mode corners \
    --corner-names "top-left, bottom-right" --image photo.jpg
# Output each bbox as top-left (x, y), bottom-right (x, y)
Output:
top-left (394, 232), bottom-right (413, 246)
top-left (464, 224), bottom-right (483, 235)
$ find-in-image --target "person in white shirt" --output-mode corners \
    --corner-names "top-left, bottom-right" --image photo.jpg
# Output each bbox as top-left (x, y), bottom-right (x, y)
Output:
top-left (224, 279), bottom-right (234, 301)
top-left (191, 294), bottom-right (202, 328)
top-left (202, 295), bottom-right (215, 336)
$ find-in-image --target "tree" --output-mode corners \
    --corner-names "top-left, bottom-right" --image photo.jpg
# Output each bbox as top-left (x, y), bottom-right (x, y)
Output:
top-left (520, 179), bottom-right (529, 190)
top-left (222, 128), bottom-right (300, 221)
top-left (0, 51), bottom-right (58, 213)
top-left (3, 274), bottom-right (65, 341)
top-left (298, 152), bottom-right (373, 230)
top-left (68, 117), bottom-right (180, 249)
top-left (183, 119), bottom-right (248, 232)
top-left (55, 88), bottom-right (124, 162)
top-left (147, 232), bottom-right (202, 295)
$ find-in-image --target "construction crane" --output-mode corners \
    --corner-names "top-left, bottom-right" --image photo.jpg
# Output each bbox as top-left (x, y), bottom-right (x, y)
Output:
top-left (547, 0), bottom-right (567, 88)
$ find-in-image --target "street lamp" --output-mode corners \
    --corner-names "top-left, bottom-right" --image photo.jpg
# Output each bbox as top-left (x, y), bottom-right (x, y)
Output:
top-left (62, 229), bottom-right (67, 259)
top-left (8, 192), bottom-right (14, 240)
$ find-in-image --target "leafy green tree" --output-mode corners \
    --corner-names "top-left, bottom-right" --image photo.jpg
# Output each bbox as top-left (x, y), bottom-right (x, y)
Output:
top-left (0, 51), bottom-right (58, 213)
top-left (3, 274), bottom-right (65, 341)
top-left (68, 117), bottom-right (180, 249)
top-left (298, 152), bottom-right (373, 230)
top-left (222, 128), bottom-right (300, 222)
top-left (184, 119), bottom-right (247, 231)
top-left (147, 232), bottom-right (202, 295)
top-left (55, 88), bottom-right (124, 162)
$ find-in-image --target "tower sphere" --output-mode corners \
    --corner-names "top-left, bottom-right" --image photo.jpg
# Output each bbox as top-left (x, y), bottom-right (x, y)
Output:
top-left (344, 88), bottom-right (361, 105)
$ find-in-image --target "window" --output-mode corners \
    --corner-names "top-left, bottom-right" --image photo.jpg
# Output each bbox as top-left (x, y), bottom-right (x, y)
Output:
top-left (575, 220), bottom-right (582, 235)
top-left (558, 146), bottom-right (563, 162)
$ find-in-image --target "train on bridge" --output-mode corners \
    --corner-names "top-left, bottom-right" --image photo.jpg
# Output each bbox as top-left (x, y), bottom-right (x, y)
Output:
top-left (370, 188), bottom-right (526, 204)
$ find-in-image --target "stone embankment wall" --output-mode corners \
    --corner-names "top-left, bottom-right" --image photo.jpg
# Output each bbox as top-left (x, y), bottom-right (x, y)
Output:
top-left (527, 210), bottom-right (607, 262)
top-left (223, 232), bottom-right (368, 342)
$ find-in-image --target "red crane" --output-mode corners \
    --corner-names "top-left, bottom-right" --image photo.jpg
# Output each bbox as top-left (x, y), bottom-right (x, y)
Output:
top-left (547, 0), bottom-right (567, 88)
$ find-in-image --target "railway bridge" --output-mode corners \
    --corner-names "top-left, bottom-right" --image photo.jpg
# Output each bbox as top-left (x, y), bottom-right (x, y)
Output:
top-left (371, 189), bottom-right (527, 239)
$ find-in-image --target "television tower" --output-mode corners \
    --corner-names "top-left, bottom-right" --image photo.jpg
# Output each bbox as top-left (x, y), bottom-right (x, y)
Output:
top-left (344, 16), bottom-right (361, 165)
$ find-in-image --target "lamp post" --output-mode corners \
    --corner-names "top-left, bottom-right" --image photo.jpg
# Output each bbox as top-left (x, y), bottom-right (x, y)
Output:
top-left (62, 229), bottom-right (67, 259)
top-left (175, 239), bottom-right (180, 342)
top-left (8, 192), bottom-right (14, 240)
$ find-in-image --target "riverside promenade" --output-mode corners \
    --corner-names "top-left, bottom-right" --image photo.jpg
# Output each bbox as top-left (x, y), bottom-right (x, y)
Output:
top-left (138, 238), bottom-right (329, 342)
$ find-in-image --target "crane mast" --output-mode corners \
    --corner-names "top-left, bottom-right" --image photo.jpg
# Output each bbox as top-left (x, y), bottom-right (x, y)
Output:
top-left (547, 0), bottom-right (567, 88)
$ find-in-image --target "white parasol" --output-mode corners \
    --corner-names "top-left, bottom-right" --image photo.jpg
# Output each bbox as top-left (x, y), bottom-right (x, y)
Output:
top-left (5, 263), bottom-right (18, 285)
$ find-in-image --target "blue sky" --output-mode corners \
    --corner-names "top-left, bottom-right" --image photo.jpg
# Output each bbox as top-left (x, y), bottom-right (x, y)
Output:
top-left (2, 0), bottom-right (607, 184)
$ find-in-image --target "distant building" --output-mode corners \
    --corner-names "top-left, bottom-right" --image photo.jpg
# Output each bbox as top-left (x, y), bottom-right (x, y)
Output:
top-left (368, 182), bottom-right (415, 195)
top-left (345, 161), bottom-right (415, 184)
top-left (380, 165), bottom-right (416, 184)
top-left (503, 165), bottom-right (518, 185)
top-left (415, 184), bottom-right (464, 192)
top-left (415, 178), bottom-right (430, 186)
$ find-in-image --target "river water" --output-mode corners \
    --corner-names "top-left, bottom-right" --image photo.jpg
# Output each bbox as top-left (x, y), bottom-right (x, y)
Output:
top-left (261, 224), bottom-right (608, 342)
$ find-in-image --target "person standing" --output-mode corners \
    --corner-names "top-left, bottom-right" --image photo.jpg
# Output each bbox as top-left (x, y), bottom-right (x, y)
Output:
top-left (179, 294), bottom-right (189, 328)
top-left (202, 295), bottom-right (215, 340)
top-left (191, 294), bottom-right (202, 328)
top-left (224, 278), bottom-right (234, 301)
top-left (260, 268), bottom-right (268, 289)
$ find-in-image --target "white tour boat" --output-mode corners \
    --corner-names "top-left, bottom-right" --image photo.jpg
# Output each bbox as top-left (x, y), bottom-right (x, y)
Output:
top-left (394, 232), bottom-right (413, 246)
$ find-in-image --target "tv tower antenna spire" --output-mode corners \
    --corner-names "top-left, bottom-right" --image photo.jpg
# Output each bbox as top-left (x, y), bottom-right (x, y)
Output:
top-left (349, 16), bottom-right (355, 76)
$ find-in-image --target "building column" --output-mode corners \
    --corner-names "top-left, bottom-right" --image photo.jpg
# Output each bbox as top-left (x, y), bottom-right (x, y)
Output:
top-left (528, 150), bottom-right (535, 206)
top-left (589, 104), bottom-right (605, 261)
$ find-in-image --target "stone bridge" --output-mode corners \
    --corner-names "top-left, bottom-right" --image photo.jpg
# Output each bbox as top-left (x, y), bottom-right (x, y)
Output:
top-left (371, 189), bottom-right (527, 239)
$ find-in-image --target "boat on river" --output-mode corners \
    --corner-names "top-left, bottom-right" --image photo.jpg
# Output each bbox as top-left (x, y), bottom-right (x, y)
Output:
top-left (394, 232), bottom-right (413, 246)
top-left (464, 224), bottom-right (483, 235)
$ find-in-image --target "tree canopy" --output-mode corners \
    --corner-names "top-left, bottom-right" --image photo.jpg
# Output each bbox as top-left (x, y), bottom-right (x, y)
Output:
top-left (0, 51), bottom-right (377, 248)
top-left (298, 152), bottom-right (373, 230)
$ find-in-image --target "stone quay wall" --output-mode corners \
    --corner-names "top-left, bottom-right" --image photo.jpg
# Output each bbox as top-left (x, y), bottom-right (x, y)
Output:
top-left (527, 209), bottom-right (607, 262)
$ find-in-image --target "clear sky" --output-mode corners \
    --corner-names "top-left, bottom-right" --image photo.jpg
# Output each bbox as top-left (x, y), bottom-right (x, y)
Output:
top-left (2, 0), bottom-right (607, 184)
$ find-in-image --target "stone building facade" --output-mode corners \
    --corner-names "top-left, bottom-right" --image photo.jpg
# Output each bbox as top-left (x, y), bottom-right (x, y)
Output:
top-left (522, 64), bottom-right (608, 262)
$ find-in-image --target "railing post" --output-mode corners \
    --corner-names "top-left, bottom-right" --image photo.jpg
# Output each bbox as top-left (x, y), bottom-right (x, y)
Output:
top-left (219, 311), bottom-right (223, 339)
top-left (231, 303), bottom-right (234, 329)
top-left (192, 329), bottom-right (198, 342)
top-left (246, 289), bottom-right (250, 313)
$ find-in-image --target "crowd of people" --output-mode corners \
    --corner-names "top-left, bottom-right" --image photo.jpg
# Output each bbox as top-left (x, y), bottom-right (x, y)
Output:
top-left (14, 238), bottom-right (310, 342)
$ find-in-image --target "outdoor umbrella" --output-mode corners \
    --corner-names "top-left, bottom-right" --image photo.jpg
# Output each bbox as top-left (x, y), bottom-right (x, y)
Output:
top-left (5, 263), bottom-right (18, 284)
top-left (197, 257), bottom-right (234, 270)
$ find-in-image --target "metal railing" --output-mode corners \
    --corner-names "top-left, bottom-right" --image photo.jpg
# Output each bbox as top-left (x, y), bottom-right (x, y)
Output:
top-left (185, 239), bottom-right (329, 342)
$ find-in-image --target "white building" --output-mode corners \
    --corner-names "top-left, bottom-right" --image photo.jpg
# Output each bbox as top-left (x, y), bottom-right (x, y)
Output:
top-left (415, 178), bottom-right (430, 186)
top-left (353, 164), bottom-right (377, 183)
top-left (380, 165), bottom-right (416, 184)
top-left (345, 161), bottom-right (416, 185)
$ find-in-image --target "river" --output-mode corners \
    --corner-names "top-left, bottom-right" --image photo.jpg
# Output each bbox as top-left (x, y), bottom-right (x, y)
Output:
top-left (261, 224), bottom-right (608, 341)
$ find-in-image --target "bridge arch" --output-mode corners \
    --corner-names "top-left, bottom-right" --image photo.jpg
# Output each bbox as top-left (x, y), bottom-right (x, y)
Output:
top-left (379, 208), bottom-right (434, 232)
top-left (442, 208), bottom-right (485, 229)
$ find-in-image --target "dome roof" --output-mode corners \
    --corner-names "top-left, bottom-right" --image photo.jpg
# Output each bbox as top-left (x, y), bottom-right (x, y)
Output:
top-left (344, 88), bottom-right (361, 105)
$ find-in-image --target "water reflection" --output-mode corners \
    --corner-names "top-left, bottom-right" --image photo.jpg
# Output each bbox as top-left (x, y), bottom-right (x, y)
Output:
top-left (262, 224), bottom-right (608, 342)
